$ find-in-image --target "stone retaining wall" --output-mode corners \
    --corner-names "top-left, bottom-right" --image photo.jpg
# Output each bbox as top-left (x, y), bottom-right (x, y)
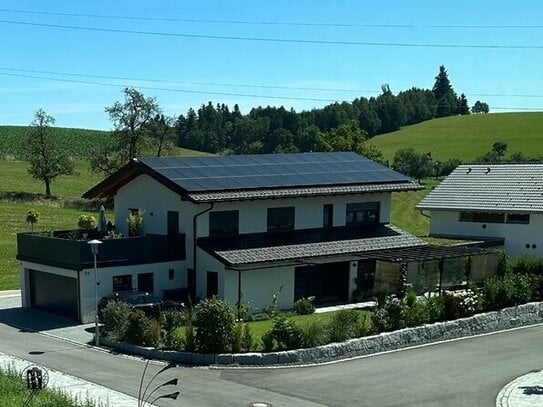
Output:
top-left (100, 302), bottom-right (543, 367)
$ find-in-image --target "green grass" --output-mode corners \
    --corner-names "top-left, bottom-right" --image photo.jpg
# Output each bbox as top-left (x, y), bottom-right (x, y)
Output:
top-left (372, 112), bottom-right (543, 162)
top-left (0, 125), bottom-right (111, 159)
top-left (0, 368), bottom-right (101, 406)
top-left (246, 310), bottom-right (371, 350)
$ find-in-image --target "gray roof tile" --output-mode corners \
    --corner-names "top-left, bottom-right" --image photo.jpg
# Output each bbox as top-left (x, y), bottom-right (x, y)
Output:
top-left (417, 164), bottom-right (543, 213)
top-left (200, 225), bottom-right (426, 266)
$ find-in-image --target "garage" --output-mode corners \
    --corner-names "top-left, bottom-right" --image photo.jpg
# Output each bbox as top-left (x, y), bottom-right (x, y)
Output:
top-left (294, 262), bottom-right (349, 305)
top-left (29, 270), bottom-right (79, 320)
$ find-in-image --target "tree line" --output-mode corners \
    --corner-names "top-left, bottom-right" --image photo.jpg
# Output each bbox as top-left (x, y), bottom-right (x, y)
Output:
top-left (24, 66), bottom-right (489, 195)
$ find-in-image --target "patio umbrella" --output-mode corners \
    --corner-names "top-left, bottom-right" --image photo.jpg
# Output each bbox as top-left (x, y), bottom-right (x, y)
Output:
top-left (98, 205), bottom-right (107, 234)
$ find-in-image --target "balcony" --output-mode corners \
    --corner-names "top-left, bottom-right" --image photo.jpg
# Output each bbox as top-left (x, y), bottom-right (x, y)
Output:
top-left (17, 231), bottom-right (186, 270)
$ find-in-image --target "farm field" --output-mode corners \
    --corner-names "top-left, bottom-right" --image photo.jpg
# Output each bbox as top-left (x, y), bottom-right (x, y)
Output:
top-left (372, 112), bottom-right (543, 162)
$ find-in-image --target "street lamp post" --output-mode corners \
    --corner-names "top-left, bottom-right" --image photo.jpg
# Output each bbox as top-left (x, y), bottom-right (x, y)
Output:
top-left (88, 239), bottom-right (102, 346)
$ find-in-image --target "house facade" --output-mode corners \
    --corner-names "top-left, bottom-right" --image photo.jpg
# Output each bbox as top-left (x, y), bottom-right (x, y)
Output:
top-left (18, 153), bottom-right (498, 323)
top-left (417, 163), bottom-right (543, 257)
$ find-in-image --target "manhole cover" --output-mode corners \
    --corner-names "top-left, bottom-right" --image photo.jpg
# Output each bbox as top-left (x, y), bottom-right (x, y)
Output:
top-left (249, 403), bottom-right (272, 407)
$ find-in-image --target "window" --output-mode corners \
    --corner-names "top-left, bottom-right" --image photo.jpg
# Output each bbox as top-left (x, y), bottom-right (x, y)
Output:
top-left (168, 269), bottom-right (175, 280)
top-left (346, 202), bottom-right (380, 226)
top-left (459, 212), bottom-right (505, 223)
top-left (323, 204), bottom-right (334, 229)
top-left (112, 275), bottom-right (132, 292)
top-left (167, 211), bottom-right (179, 235)
top-left (267, 206), bottom-right (295, 232)
top-left (209, 210), bottom-right (239, 237)
top-left (507, 213), bottom-right (530, 224)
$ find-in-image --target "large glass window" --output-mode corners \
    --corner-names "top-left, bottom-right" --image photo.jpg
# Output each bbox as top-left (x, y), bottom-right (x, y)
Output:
top-left (112, 275), bottom-right (132, 292)
top-left (506, 213), bottom-right (530, 224)
top-left (346, 202), bottom-right (380, 226)
top-left (267, 206), bottom-right (295, 232)
top-left (209, 210), bottom-right (239, 237)
top-left (459, 212), bottom-right (505, 223)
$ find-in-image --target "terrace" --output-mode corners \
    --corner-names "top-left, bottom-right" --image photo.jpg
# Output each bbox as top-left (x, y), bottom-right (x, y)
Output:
top-left (17, 230), bottom-right (186, 270)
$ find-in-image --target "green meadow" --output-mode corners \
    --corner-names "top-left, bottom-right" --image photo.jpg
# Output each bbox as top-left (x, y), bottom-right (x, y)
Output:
top-left (372, 112), bottom-right (543, 162)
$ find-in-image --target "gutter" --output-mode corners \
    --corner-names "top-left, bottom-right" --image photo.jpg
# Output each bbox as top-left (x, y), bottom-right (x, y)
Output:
top-left (191, 203), bottom-right (214, 299)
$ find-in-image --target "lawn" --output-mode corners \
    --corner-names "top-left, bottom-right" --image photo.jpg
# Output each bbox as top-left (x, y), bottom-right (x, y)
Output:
top-left (0, 368), bottom-right (101, 407)
top-left (246, 309), bottom-right (372, 350)
top-left (372, 112), bottom-right (543, 162)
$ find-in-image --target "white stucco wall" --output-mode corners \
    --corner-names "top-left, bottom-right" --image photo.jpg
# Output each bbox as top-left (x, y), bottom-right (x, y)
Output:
top-left (196, 192), bottom-right (392, 237)
top-left (79, 260), bottom-right (186, 323)
top-left (114, 174), bottom-right (185, 236)
top-left (429, 210), bottom-right (543, 257)
top-left (225, 266), bottom-right (295, 312)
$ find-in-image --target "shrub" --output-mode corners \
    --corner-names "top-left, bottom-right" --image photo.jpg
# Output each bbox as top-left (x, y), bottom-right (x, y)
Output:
top-left (124, 309), bottom-right (155, 347)
top-left (127, 209), bottom-right (144, 237)
top-left (183, 325), bottom-right (196, 352)
top-left (372, 297), bottom-right (405, 332)
top-left (261, 331), bottom-right (275, 352)
top-left (509, 256), bottom-right (543, 276)
top-left (195, 297), bottom-right (236, 353)
top-left (161, 309), bottom-right (191, 333)
top-left (482, 272), bottom-right (534, 311)
top-left (425, 295), bottom-right (445, 323)
top-left (263, 286), bottom-right (283, 318)
top-left (232, 322), bottom-right (244, 353)
top-left (294, 297), bottom-right (315, 315)
top-left (102, 300), bottom-right (131, 341)
top-left (163, 328), bottom-right (184, 351)
top-left (241, 324), bottom-right (255, 352)
top-left (301, 319), bottom-right (328, 348)
top-left (77, 214), bottom-right (96, 230)
top-left (403, 301), bottom-right (430, 327)
top-left (265, 315), bottom-right (304, 350)
top-left (328, 310), bottom-right (359, 342)
top-left (355, 312), bottom-right (374, 337)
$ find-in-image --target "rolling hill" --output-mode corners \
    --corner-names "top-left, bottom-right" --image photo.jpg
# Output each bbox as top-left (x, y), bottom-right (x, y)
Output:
top-left (371, 112), bottom-right (543, 162)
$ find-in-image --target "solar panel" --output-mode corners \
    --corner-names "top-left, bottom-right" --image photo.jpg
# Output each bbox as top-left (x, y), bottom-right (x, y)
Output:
top-left (139, 152), bottom-right (410, 192)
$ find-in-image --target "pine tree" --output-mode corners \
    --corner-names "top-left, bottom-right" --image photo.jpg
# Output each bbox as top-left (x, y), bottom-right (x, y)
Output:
top-left (432, 66), bottom-right (458, 117)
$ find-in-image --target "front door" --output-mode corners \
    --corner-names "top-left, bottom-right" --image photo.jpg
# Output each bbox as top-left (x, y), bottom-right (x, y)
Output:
top-left (138, 272), bottom-right (154, 294)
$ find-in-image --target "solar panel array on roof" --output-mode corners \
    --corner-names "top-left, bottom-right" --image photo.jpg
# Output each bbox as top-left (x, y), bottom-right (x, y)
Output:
top-left (139, 152), bottom-right (410, 192)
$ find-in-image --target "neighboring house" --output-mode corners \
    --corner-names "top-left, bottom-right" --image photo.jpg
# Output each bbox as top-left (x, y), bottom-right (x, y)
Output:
top-left (417, 163), bottom-right (543, 257)
top-left (17, 152), bottom-right (497, 323)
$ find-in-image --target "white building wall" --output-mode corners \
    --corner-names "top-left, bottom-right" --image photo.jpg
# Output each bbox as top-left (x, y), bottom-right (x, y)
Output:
top-left (430, 210), bottom-right (543, 257)
top-left (79, 260), bottom-right (186, 323)
top-left (197, 192), bottom-right (392, 238)
top-left (224, 266), bottom-right (295, 312)
top-left (114, 174), bottom-right (184, 236)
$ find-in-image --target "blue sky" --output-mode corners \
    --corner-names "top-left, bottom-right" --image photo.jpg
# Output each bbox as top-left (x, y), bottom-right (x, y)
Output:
top-left (1, 0), bottom-right (543, 130)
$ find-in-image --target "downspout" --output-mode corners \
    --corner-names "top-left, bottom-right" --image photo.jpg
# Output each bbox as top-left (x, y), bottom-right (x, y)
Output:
top-left (191, 203), bottom-right (214, 298)
top-left (419, 209), bottom-right (430, 218)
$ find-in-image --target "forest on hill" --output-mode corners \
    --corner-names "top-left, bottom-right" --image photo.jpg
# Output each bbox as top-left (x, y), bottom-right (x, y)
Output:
top-left (175, 66), bottom-right (486, 155)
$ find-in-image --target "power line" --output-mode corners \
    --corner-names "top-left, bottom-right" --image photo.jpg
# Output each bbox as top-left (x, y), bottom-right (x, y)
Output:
top-left (1, 66), bottom-right (542, 99)
top-left (1, 19), bottom-right (543, 50)
top-left (2, 71), bottom-right (542, 111)
top-left (0, 66), bottom-right (378, 94)
top-left (0, 8), bottom-right (542, 30)
top-left (0, 72), bottom-right (339, 103)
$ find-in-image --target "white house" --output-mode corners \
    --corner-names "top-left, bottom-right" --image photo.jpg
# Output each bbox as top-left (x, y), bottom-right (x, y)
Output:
top-left (417, 163), bottom-right (543, 257)
top-left (18, 152), bottom-right (498, 323)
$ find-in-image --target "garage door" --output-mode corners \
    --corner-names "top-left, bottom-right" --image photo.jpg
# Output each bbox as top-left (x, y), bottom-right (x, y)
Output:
top-left (29, 270), bottom-right (78, 320)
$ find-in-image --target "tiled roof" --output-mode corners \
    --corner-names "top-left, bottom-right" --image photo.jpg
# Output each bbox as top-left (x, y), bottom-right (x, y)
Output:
top-left (188, 181), bottom-right (422, 202)
top-left (417, 164), bottom-right (543, 213)
top-left (198, 225), bottom-right (426, 266)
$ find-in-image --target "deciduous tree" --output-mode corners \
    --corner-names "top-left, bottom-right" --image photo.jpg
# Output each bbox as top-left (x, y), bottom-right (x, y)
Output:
top-left (25, 109), bottom-right (74, 196)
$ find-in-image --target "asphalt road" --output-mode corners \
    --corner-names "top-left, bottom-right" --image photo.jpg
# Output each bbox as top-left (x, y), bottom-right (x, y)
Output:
top-left (1, 315), bottom-right (543, 407)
